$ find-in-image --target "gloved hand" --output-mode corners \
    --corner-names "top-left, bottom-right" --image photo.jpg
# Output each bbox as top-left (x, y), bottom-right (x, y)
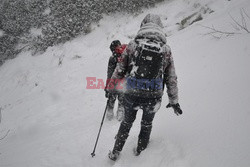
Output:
top-left (104, 88), bottom-right (109, 98)
top-left (105, 79), bottom-right (118, 96)
top-left (166, 103), bottom-right (183, 116)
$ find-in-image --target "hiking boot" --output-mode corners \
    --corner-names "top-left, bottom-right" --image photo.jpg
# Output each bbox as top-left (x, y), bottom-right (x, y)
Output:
top-left (108, 150), bottom-right (120, 161)
top-left (133, 147), bottom-right (141, 156)
top-left (136, 138), bottom-right (149, 154)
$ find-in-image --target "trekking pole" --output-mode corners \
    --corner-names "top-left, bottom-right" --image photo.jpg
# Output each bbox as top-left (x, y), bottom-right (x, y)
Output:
top-left (91, 99), bottom-right (109, 157)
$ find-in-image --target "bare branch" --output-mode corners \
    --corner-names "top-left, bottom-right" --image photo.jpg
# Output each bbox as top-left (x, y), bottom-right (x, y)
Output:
top-left (242, 8), bottom-right (250, 20)
top-left (0, 130), bottom-right (10, 141)
top-left (229, 14), bottom-right (243, 30)
top-left (230, 22), bottom-right (240, 31)
top-left (209, 33), bottom-right (222, 40)
top-left (0, 108), bottom-right (10, 141)
top-left (202, 9), bottom-right (250, 39)
top-left (201, 25), bottom-right (239, 38)
top-left (229, 13), bottom-right (250, 33)
top-left (240, 9), bottom-right (248, 32)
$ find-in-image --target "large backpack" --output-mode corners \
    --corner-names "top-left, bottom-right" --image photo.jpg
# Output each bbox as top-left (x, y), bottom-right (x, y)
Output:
top-left (126, 39), bottom-right (165, 92)
top-left (130, 39), bottom-right (164, 80)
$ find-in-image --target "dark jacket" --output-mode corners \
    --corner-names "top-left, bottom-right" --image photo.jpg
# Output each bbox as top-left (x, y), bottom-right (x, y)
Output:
top-left (111, 14), bottom-right (178, 104)
top-left (107, 55), bottom-right (118, 79)
top-left (107, 44), bottom-right (127, 81)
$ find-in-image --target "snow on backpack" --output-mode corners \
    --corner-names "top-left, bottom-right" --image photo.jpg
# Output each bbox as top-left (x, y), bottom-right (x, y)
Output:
top-left (130, 39), bottom-right (164, 80)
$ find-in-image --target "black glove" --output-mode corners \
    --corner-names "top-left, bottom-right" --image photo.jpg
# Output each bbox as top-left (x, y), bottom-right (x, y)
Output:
top-left (105, 91), bottom-right (109, 98)
top-left (104, 88), bottom-right (109, 98)
top-left (166, 103), bottom-right (183, 116)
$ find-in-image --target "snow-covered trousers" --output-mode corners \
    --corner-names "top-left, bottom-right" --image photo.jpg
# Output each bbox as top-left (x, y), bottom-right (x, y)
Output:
top-left (107, 92), bottom-right (124, 113)
top-left (113, 94), bottom-right (162, 153)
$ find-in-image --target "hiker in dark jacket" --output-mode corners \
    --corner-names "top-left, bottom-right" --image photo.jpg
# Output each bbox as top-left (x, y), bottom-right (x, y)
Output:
top-left (105, 40), bottom-right (127, 121)
top-left (107, 14), bottom-right (183, 161)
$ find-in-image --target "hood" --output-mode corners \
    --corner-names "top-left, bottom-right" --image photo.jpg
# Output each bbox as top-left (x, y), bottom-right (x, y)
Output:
top-left (140, 14), bottom-right (164, 28)
top-left (136, 14), bottom-right (166, 44)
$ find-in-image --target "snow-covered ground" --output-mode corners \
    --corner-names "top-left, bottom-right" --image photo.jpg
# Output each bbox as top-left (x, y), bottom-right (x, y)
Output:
top-left (0, 0), bottom-right (250, 167)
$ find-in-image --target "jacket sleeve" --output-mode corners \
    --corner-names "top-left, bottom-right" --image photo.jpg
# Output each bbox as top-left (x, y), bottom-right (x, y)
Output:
top-left (107, 56), bottom-right (117, 79)
top-left (163, 47), bottom-right (179, 104)
top-left (111, 41), bottom-right (136, 79)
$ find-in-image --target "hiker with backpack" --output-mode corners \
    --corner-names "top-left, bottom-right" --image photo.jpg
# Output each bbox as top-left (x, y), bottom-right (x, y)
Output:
top-left (106, 14), bottom-right (183, 161)
top-left (105, 40), bottom-right (127, 121)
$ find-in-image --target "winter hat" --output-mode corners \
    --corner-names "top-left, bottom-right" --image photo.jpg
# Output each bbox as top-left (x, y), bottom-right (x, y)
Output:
top-left (110, 40), bottom-right (121, 52)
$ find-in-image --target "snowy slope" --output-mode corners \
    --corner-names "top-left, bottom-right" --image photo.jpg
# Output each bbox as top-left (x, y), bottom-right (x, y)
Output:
top-left (1, 0), bottom-right (250, 167)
